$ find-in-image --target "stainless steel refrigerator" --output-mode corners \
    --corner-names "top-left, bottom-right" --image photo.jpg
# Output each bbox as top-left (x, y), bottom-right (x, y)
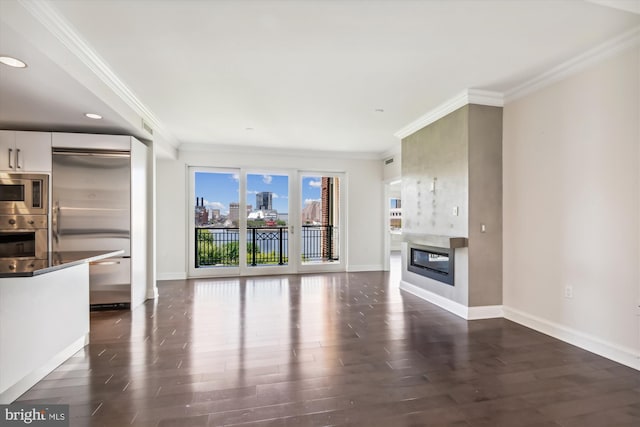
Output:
top-left (52, 148), bottom-right (132, 308)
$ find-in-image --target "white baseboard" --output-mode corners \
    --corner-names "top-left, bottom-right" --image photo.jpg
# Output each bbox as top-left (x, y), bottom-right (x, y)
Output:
top-left (0, 334), bottom-right (89, 404)
top-left (399, 280), bottom-right (503, 320)
top-left (157, 272), bottom-right (187, 281)
top-left (348, 264), bottom-right (384, 272)
top-left (503, 306), bottom-right (640, 371)
top-left (467, 304), bottom-right (505, 320)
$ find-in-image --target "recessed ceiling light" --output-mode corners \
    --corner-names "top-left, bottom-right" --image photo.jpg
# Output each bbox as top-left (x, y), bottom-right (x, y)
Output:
top-left (374, 108), bottom-right (384, 113)
top-left (84, 113), bottom-right (102, 120)
top-left (245, 127), bottom-right (254, 131)
top-left (0, 56), bottom-right (27, 68)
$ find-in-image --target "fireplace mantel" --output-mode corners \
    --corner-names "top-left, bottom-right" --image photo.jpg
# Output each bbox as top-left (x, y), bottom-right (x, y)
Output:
top-left (402, 233), bottom-right (468, 249)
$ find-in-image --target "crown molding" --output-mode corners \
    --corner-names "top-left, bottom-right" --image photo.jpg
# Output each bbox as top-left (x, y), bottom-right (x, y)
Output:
top-left (18, 0), bottom-right (179, 151)
top-left (466, 89), bottom-right (505, 107)
top-left (179, 142), bottom-right (383, 161)
top-left (505, 25), bottom-right (640, 103)
top-left (394, 89), bottom-right (504, 140)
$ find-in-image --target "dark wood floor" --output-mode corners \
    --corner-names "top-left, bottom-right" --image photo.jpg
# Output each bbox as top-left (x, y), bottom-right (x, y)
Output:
top-left (17, 267), bottom-right (640, 426)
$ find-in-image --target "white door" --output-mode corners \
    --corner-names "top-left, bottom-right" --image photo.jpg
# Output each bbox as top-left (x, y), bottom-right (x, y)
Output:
top-left (296, 172), bottom-right (346, 273)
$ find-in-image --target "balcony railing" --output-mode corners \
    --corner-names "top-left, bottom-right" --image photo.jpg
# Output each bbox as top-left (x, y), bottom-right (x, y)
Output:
top-left (195, 228), bottom-right (240, 267)
top-left (301, 225), bottom-right (338, 262)
top-left (195, 225), bottom-right (338, 267)
top-left (247, 227), bottom-right (288, 266)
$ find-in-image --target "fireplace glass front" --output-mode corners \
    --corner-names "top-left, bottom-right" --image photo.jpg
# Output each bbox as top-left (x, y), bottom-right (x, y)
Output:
top-left (408, 246), bottom-right (454, 285)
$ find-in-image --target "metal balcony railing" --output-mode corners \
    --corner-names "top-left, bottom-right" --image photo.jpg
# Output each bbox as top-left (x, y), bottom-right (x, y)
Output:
top-left (195, 227), bottom-right (240, 267)
top-left (195, 225), bottom-right (338, 267)
top-left (300, 225), bottom-right (338, 262)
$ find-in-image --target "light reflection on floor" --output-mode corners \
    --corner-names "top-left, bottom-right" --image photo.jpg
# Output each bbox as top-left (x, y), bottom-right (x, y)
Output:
top-left (186, 257), bottom-right (406, 388)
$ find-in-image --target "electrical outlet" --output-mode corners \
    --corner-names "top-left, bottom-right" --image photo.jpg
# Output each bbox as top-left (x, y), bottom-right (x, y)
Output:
top-left (564, 286), bottom-right (573, 299)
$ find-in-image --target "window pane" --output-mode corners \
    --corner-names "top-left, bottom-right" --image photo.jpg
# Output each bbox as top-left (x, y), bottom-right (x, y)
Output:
top-left (246, 173), bottom-right (289, 266)
top-left (194, 171), bottom-right (239, 267)
top-left (300, 175), bottom-right (340, 263)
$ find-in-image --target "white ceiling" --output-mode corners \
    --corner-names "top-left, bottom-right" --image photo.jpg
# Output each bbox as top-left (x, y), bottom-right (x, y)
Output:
top-left (0, 0), bottom-right (638, 158)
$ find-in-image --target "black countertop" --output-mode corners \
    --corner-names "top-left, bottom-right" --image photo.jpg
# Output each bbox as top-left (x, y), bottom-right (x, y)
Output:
top-left (0, 250), bottom-right (125, 278)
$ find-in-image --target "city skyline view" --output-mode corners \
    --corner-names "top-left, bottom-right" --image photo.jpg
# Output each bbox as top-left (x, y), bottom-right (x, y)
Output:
top-left (195, 172), bottom-right (323, 216)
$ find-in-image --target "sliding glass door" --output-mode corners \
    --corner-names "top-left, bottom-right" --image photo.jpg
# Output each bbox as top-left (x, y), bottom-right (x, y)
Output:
top-left (297, 172), bottom-right (345, 273)
top-left (189, 167), bottom-right (294, 277)
top-left (189, 168), bottom-right (242, 277)
top-left (243, 172), bottom-right (292, 275)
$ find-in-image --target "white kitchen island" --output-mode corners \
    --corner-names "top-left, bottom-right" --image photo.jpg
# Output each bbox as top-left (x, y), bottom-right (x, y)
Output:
top-left (0, 250), bottom-right (123, 404)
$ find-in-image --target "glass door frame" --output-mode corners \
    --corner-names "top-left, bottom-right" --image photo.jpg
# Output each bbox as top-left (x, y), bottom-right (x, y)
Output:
top-left (239, 168), bottom-right (296, 276)
top-left (188, 166), bottom-right (242, 278)
top-left (295, 171), bottom-right (347, 274)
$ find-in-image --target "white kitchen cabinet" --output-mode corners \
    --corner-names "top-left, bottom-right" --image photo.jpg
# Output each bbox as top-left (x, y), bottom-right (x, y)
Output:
top-left (0, 131), bottom-right (52, 173)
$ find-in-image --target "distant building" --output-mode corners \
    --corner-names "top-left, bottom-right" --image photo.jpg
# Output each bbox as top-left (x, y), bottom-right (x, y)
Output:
top-left (229, 202), bottom-right (253, 224)
top-left (211, 209), bottom-right (220, 220)
top-left (256, 192), bottom-right (272, 211)
top-left (229, 202), bottom-right (239, 223)
top-left (248, 210), bottom-right (264, 220)
top-left (302, 200), bottom-right (321, 224)
top-left (321, 177), bottom-right (339, 260)
top-left (195, 197), bottom-right (209, 226)
top-left (248, 209), bottom-right (277, 222)
top-left (264, 210), bottom-right (278, 221)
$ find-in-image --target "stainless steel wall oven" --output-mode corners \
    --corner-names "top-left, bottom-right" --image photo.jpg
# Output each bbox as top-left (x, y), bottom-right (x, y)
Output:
top-left (0, 174), bottom-right (49, 273)
top-left (0, 173), bottom-right (48, 215)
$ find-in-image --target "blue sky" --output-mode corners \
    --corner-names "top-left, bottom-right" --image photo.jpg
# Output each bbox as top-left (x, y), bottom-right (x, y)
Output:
top-left (195, 172), bottom-right (321, 215)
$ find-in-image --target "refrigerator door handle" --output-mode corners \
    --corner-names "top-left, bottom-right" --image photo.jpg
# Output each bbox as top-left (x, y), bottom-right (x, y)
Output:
top-left (53, 150), bottom-right (130, 158)
top-left (52, 200), bottom-right (60, 243)
top-left (90, 260), bottom-right (121, 266)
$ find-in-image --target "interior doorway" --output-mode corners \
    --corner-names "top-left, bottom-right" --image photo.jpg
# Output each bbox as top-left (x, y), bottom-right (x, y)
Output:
top-left (384, 179), bottom-right (402, 279)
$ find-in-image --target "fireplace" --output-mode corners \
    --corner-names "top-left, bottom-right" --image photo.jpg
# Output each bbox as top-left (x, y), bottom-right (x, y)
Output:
top-left (408, 245), bottom-right (454, 286)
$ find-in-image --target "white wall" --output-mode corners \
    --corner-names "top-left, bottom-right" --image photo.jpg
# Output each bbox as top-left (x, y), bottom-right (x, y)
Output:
top-left (383, 144), bottom-right (401, 182)
top-left (156, 158), bottom-right (187, 279)
top-left (156, 149), bottom-right (384, 279)
top-left (503, 47), bottom-right (640, 368)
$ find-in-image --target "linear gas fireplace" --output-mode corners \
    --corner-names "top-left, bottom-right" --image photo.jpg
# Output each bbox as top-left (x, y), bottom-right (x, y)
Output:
top-left (408, 245), bottom-right (454, 286)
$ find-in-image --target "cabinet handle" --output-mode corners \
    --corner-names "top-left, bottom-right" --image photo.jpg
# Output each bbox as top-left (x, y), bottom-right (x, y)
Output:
top-left (8, 148), bottom-right (13, 169)
top-left (16, 148), bottom-right (21, 169)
